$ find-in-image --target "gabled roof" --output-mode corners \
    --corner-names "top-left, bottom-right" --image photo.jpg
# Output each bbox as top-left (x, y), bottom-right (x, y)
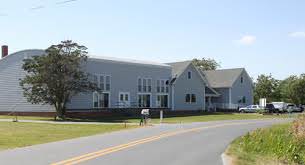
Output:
top-left (166, 61), bottom-right (192, 77)
top-left (167, 61), bottom-right (220, 96)
top-left (203, 68), bottom-right (245, 88)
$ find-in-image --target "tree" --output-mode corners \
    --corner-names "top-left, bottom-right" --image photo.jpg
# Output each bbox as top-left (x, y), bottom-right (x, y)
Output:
top-left (253, 74), bottom-right (281, 103)
top-left (20, 40), bottom-right (98, 119)
top-left (281, 75), bottom-right (305, 105)
top-left (192, 58), bottom-right (220, 70)
top-left (279, 76), bottom-right (298, 104)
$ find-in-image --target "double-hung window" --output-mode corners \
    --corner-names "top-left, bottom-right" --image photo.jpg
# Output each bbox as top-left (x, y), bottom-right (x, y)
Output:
top-left (185, 94), bottom-right (196, 103)
top-left (157, 79), bottom-right (169, 93)
top-left (92, 74), bottom-right (111, 108)
top-left (138, 78), bottom-right (152, 92)
top-left (157, 95), bottom-right (168, 108)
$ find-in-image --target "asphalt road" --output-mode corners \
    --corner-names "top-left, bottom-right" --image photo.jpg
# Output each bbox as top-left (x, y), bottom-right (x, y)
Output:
top-left (0, 119), bottom-right (291, 165)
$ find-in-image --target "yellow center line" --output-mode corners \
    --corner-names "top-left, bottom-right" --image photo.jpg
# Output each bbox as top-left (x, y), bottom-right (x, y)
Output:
top-left (51, 121), bottom-right (257, 165)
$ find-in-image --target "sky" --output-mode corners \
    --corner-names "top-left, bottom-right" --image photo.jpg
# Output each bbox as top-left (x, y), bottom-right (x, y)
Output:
top-left (0, 0), bottom-right (305, 80)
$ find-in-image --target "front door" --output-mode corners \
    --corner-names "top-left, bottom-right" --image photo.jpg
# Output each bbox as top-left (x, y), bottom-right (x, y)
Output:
top-left (119, 92), bottom-right (130, 108)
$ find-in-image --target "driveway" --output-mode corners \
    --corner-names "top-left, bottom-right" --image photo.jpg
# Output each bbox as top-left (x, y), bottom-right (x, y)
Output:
top-left (0, 119), bottom-right (291, 165)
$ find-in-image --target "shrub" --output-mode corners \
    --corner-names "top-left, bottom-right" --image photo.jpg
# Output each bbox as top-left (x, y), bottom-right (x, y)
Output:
top-left (291, 114), bottom-right (305, 140)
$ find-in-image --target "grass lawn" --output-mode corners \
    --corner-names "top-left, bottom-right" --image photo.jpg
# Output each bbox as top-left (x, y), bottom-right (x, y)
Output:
top-left (0, 115), bottom-right (53, 121)
top-left (227, 123), bottom-right (305, 165)
top-left (0, 122), bottom-right (136, 151)
top-left (148, 113), bottom-right (292, 123)
top-left (0, 113), bottom-right (294, 124)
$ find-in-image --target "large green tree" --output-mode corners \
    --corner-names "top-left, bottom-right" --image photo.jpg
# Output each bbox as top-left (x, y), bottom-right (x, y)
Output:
top-left (254, 74), bottom-right (281, 103)
top-left (20, 40), bottom-right (98, 119)
top-left (192, 58), bottom-right (220, 70)
top-left (281, 75), bottom-right (305, 105)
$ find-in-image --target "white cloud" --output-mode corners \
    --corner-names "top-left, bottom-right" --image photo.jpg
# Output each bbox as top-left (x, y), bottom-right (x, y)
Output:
top-left (289, 32), bottom-right (305, 38)
top-left (235, 35), bottom-right (256, 45)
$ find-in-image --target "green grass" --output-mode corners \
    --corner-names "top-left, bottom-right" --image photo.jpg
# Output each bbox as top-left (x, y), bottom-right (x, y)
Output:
top-left (227, 123), bottom-right (305, 165)
top-left (0, 122), bottom-right (136, 150)
top-left (0, 115), bottom-right (53, 121)
top-left (0, 113), bottom-right (293, 124)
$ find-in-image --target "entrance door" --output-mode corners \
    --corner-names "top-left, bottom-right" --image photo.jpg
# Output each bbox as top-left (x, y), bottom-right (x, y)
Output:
top-left (119, 92), bottom-right (130, 108)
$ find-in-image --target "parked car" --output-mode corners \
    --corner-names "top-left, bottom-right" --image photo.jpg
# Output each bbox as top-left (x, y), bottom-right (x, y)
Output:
top-left (286, 104), bottom-right (302, 113)
top-left (239, 105), bottom-right (261, 113)
top-left (272, 102), bottom-right (288, 113)
top-left (264, 103), bottom-right (279, 113)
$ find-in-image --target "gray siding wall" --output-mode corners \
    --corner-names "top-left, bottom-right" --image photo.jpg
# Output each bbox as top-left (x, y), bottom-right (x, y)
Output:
top-left (0, 50), bottom-right (54, 112)
top-left (67, 59), bottom-right (172, 109)
top-left (172, 65), bottom-right (205, 110)
top-left (231, 70), bottom-right (253, 106)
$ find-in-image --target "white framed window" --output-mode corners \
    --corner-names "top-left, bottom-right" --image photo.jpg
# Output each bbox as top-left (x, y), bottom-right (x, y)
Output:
top-left (147, 79), bottom-right (152, 92)
top-left (100, 75), bottom-right (104, 91)
top-left (143, 79), bottom-right (147, 92)
top-left (106, 75), bottom-right (110, 91)
top-left (94, 74), bottom-right (111, 91)
top-left (93, 92), bottom-right (99, 108)
top-left (157, 79), bottom-right (169, 93)
top-left (157, 80), bottom-right (161, 93)
top-left (157, 94), bottom-right (169, 108)
top-left (185, 93), bottom-right (196, 103)
top-left (138, 78), bottom-right (152, 92)
top-left (92, 92), bottom-right (110, 108)
top-left (138, 94), bottom-right (151, 108)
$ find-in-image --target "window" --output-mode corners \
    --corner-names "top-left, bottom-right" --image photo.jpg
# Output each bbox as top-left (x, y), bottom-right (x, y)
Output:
top-left (188, 71), bottom-right (192, 79)
top-left (138, 94), bottom-right (151, 108)
top-left (161, 80), bottom-right (165, 92)
top-left (93, 75), bottom-right (98, 86)
top-left (157, 95), bottom-right (168, 108)
top-left (93, 92), bottom-right (99, 108)
top-left (99, 93), bottom-right (109, 108)
top-left (93, 92), bottom-right (110, 108)
top-left (105, 76), bottom-right (110, 90)
top-left (94, 74), bottom-right (110, 91)
top-left (191, 94), bottom-right (196, 103)
top-left (148, 79), bottom-right (152, 92)
top-left (138, 78), bottom-right (152, 92)
top-left (157, 80), bottom-right (161, 93)
top-left (143, 79), bottom-right (147, 92)
top-left (157, 79), bottom-right (169, 93)
top-left (241, 77), bottom-right (244, 83)
top-left (100, 76), bottom-right (104, 90)
top-left (185, 93), bottom-right (196, 103)
top-left (185, 94), bottom-right (191, 103)
top-left (138, 78), bottom-right (142, 92)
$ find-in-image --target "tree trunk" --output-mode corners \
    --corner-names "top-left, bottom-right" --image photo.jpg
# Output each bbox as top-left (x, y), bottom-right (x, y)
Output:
top-left (55, 103), bottom-right (66, 120)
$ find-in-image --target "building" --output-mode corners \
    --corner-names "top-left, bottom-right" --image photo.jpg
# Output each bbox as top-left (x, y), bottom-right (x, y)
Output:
top-left (0, 47), bottom-right (253, 112)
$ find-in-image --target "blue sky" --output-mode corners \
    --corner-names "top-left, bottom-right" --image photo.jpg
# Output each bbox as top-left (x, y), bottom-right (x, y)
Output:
top-left (0, 0), bottom-right (305, 80)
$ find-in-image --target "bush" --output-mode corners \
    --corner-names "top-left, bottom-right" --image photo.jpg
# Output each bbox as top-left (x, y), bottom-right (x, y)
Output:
top-left (255, 109), bottom-right (267, 114)
top-left (291, 114), bottom-right (305, 140)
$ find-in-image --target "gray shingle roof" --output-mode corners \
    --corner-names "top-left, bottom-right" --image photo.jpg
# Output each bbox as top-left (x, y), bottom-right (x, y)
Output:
top-left (203, 68), bottom-right (244, 88)
top-left (89, 56), bottom-right (171, 68)
top-left (166, 61), bottom-right (192, 77)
